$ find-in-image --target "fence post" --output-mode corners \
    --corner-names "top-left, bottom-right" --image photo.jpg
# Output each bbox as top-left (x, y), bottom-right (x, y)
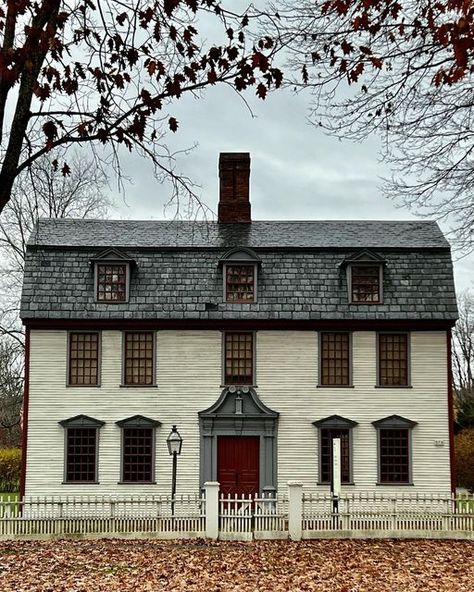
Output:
top-left (288, 481), bottom-right (303, 541)
top-left (204, 482), bottom-right (219, 540)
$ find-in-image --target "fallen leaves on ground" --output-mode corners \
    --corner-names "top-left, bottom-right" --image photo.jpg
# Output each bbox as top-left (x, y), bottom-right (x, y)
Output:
top-left (0, 538), bottom-right (473, 591)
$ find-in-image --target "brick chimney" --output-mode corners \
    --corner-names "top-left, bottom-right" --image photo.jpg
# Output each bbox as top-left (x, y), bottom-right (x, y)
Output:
top-left (218, 153), bottom-right (251, 224)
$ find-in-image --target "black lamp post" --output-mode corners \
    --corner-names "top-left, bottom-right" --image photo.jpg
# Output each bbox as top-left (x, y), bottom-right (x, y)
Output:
top-left (166, 425), bottom-right (183, 515)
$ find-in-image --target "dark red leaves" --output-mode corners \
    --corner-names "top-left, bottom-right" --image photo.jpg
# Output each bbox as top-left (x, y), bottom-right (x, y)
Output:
top-left (302, 64), bottom-right (309, 83)
top-left (61, 163), bottom-right (71, 176)
top-left (164, 0), bottom-right (180, 17)
top-left (252, 52), bottom-right (269, 72)
top-left (207, 69), bottom-right (217, 84)
top-left (370, 56), bottom-right (383, 69)
top-left (116, 12), bottom-right (127, 25)
top-left (42, 121), bottom-right (57, 150)
top-left (256, 83), bottom-right (267, 99)
top-left (350, 62), bottom-right (364, 82)
top-left (341, 40), bottom-right (353, 55)
top-left (168, 117), bottom-right (178, 132)
top-left (33, 83), bottom-right (51, 101)
top-left (0, 0), bottom-right (284, 202)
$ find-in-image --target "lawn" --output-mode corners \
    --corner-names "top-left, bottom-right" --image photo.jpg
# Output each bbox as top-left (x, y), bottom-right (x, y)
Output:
top-left (0, 539), bottom-right (473, 591)
top-left (0, 493), bottom-right (19, 518)
top-left (0, 493), bottom-right (18, 502)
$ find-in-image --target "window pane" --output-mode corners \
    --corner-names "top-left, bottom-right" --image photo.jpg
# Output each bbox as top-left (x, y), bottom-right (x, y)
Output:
top-left (226, 265), bottom-right (255, 302)
top-left (320, 333), bottom-right (350, 386)
top-left (379, 334), bottom-right (408, 386)
top-left (69, 333), bottom-right (99, 385)
top-left (320, 428), bottom-right (350, 483)
top-left (351, 266), bottom-right (380, 303)
top-left (124, 332), bottom-right (154, 385)
top-left (122, 428), bottom-right (153, 482)
top-left (379, 428), bottom-right (410, 483)
top-left (97, 264), bottom-right (127, 302)
top-left (66, 428), bottom-right (97, 482)
top-left (225, 332), bottom-right (253, 384)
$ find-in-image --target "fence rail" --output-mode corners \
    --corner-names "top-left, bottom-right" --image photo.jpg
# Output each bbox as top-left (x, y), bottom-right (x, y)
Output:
top-left (302, 491), bottom-right (474, 537)
top-left (0, 494), bottom-right (205, 539)
top-left (219, 493), bottom-right (288, 540)
top-left (0, 486), bottom-right (472, 540)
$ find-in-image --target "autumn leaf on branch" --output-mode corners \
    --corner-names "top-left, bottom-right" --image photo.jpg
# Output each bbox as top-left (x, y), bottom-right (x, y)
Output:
top-left (0, 0), bottom-right (283, 216)
top-left (270, 0), bottom-right (474, 251)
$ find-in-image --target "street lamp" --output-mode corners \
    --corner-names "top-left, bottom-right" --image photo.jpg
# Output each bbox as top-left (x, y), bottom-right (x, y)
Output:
top-left (167, 425), bottom-right (183, 515)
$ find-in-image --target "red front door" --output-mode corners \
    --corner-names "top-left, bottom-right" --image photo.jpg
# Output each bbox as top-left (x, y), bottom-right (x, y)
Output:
top-left (217, 436), bottom-right (260, 496)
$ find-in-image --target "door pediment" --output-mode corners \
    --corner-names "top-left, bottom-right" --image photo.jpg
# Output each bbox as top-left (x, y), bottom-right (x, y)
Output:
top-left (199, 386), bottom-right (279, 419)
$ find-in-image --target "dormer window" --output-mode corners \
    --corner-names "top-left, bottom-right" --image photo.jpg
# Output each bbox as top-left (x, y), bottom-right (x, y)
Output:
top-left (225, 264), bottom-right (255, 302)
top-left (90, 248), bottom-right (135, 304)
top-left (341, 250), bottom-right (385, 304)
top-left (219, 247), bottom-right (261, 304)
top-left (97, 264), bottom-right (127, 302)
top-left (351, 265), bottom-right (380, 303)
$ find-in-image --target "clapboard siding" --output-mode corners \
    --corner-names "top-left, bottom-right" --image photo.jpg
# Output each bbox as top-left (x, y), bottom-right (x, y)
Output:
top-left (25, 330), bottom-right (451, 497)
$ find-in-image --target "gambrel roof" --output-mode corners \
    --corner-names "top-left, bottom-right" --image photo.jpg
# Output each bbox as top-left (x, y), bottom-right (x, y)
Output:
top-left (27, 219), bottom-right (449, 249)
top-left (20, 218), bottom-right (458, 322)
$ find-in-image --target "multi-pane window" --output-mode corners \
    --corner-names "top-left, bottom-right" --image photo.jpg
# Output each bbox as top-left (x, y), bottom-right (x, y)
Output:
top-left (60, 415), bottom-right (104, 483)
top-left (320, 428), bottom-right (351, 483)
top-left (378, 333), bottom-right (409, 386)
top-left (65, 427), bottom-right (98, 482)
top-left (351, 265), bottom-right (380, 303)
top-left (224, 332), bottom-right (254, 384)
top-left (68, 332), bottom-right (99, 386)
top-left (96, 264), bottom-right (127, 302)
top-left (122, 427), bottom-right (154, 482)
top-left (225, 265), bottom-right (255, 303)
top-left (379, 428), bottom-right (410, 483)
top-left (124, 332), bottom-right (154, 385)
top-left (320, 332), bottom-right (350, 386)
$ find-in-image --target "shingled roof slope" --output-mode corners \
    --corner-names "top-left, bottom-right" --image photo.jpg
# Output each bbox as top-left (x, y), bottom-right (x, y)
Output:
top-left (20, 216), bottom-right (458, 322)
top-left (27, 219), bottom-right (450, 250)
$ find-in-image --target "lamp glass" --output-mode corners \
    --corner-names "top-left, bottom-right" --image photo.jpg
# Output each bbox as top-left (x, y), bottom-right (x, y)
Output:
top-left (167, 425), bottom-right (183, 455)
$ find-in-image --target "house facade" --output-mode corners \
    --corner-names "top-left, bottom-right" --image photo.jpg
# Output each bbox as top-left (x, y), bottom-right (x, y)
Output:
top-left (20, 153), bottom-right (458, 500)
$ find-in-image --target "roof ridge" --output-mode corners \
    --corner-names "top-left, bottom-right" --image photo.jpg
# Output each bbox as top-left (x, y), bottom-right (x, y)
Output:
top-left (35, 218), bottom-right (437, 224)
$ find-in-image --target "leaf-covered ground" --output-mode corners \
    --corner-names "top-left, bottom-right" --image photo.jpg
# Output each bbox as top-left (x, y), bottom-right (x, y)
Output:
top-left (0, 538), bottom-right (473, 591)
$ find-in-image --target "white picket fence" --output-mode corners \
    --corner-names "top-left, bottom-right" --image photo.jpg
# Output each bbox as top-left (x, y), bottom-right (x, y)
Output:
top-left (219, 492), bottom-right (288, 540)
top-left (302, 491), bottom-right (474, 537)
top-left (0, 483), bottom-right (473, 540)
top-left (0, 494), bottom-right (205, 539)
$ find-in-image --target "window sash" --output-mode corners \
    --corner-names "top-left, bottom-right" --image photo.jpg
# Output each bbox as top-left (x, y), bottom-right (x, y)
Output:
top-left (224, 332), bottom-right (254, 384)
top-left (379, 428), bottom-right (410, 483)
top-left (320, 332), bottom-right (350, 386)
top-left (378, 333), bottom-right (409, 386)
top-left (96, 264), bottom-right (127, 302)
top-left (122, 427), bottom-right (154, 482)
top-left (65, 427), bottom-right (97, 482)
top-left (68, 332), bottom-right (99, 386)
top-left (351, 265), bottom-right (380, 303)
top-left (124, 332), bottom-right (154, 385)
top-left (320, 428), bottom-right (351, 483)
top-left (225, 264), bottom-right (255, 303)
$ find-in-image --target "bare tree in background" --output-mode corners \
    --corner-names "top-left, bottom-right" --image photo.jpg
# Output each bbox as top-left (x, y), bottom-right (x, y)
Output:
top-left (0, 151), bottom-right (111, 341)
top-left (268, 1), bottom-right (474, 251)
top-left (0, 152), bottom-right (110, 444)
top-left (453, 290), bottom-right (474, 430)
top-left (0, 337), bottom-right (23, 447)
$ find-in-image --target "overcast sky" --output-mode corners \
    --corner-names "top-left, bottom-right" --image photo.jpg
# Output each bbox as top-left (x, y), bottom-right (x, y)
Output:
top-left (110, 82), bottom-right (473, 295)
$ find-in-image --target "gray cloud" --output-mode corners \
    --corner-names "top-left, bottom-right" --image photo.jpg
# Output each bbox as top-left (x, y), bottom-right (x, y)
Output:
top-left (104, 80), bottom-right (473, 294)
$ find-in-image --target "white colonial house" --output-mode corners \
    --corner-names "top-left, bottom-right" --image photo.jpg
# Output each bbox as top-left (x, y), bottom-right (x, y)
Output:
top-left (19, 153), bottom-right (458, 501)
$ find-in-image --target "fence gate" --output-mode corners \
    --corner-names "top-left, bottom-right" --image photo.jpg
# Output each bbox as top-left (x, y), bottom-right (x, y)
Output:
top-left (218, 493), bottom-right (288, 540)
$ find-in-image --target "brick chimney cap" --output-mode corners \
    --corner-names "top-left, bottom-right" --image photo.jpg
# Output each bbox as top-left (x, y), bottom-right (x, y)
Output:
top-left (219, 152), bottom-right (250, 163)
